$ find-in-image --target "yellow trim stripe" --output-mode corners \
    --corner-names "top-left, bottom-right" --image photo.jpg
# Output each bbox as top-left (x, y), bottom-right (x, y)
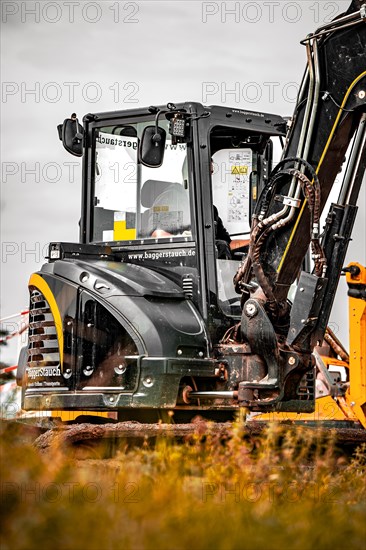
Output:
top-left (277, 71), bottom-right (366, 274)
top-left (29, 273), bottom-right (64, 366)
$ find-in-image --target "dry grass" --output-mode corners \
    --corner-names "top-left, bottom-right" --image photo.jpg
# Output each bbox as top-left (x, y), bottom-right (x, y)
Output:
top-left (1, 420), bottom-right (365, 550)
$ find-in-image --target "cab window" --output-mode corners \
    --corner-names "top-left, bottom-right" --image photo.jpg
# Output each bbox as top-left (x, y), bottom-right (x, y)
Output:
top-left (92, 120), bottom-right (192, 243)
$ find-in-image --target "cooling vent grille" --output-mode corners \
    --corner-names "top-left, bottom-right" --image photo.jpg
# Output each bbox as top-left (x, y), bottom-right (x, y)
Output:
top-left (182, 276), bottom-right (193, 299)
top-left (28, 290), bottom-right (60, 368)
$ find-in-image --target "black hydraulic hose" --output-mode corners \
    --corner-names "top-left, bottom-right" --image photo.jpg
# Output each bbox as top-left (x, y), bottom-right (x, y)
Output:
top-left (270, 156), bottom-right (319, 183)
top-left (236, 164), bottom-right (325, 304)
top-left (254, 157), bottom-right (319, 217)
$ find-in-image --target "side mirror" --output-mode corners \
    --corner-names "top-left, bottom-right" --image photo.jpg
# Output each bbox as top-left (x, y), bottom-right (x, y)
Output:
top-left (57, 114), bottom-right (84, 157)
top-left (139, 125), bottom-right (166, 167)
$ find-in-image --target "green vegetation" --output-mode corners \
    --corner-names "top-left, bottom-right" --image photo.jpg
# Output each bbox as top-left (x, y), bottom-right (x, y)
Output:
top-left (1, 421), bottom-right (365, 550)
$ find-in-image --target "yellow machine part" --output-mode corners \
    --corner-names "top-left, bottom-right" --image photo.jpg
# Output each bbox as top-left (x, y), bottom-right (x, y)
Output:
top-left (254, 262), bottom-right (366, 428)
top-left (345, 262), bottom-right (366, 428)
top-left (252, 394), bottom-right (352, 423)
top-left (50, 411), bottom-right (113, 421)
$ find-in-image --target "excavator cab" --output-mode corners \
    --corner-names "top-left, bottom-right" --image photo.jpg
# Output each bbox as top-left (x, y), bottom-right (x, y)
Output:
top-left (77, 103), bottom-right (285, 324)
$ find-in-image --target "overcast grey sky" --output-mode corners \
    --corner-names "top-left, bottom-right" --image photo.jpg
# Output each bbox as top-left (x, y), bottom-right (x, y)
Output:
top-left (1, 0), bottom-right (364, 363)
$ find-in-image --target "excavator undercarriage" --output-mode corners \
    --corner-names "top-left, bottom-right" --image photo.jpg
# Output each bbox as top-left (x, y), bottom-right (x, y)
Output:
top-left (9, 0), bottom-right (366, 452)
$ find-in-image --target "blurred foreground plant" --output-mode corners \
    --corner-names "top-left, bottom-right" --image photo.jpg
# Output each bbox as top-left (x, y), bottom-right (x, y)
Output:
top-left (0, 421), bottom-right (365, 550)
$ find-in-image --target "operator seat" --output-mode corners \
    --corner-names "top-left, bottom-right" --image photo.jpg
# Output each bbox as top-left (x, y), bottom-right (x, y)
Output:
top-left (140, 180), bottom-right (190, 237)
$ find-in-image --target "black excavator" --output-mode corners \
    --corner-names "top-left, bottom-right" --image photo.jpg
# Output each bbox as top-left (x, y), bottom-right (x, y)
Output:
top-left (17, 0), bottom-right (365, 438)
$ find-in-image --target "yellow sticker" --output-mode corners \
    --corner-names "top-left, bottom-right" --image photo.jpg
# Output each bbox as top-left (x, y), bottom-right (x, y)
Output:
top-left (114, 220), bottom-right (136, 240)
top-left (231, 165), bottom-right (248, 175)
top-left (153, 205), bottom-right (169, 212)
